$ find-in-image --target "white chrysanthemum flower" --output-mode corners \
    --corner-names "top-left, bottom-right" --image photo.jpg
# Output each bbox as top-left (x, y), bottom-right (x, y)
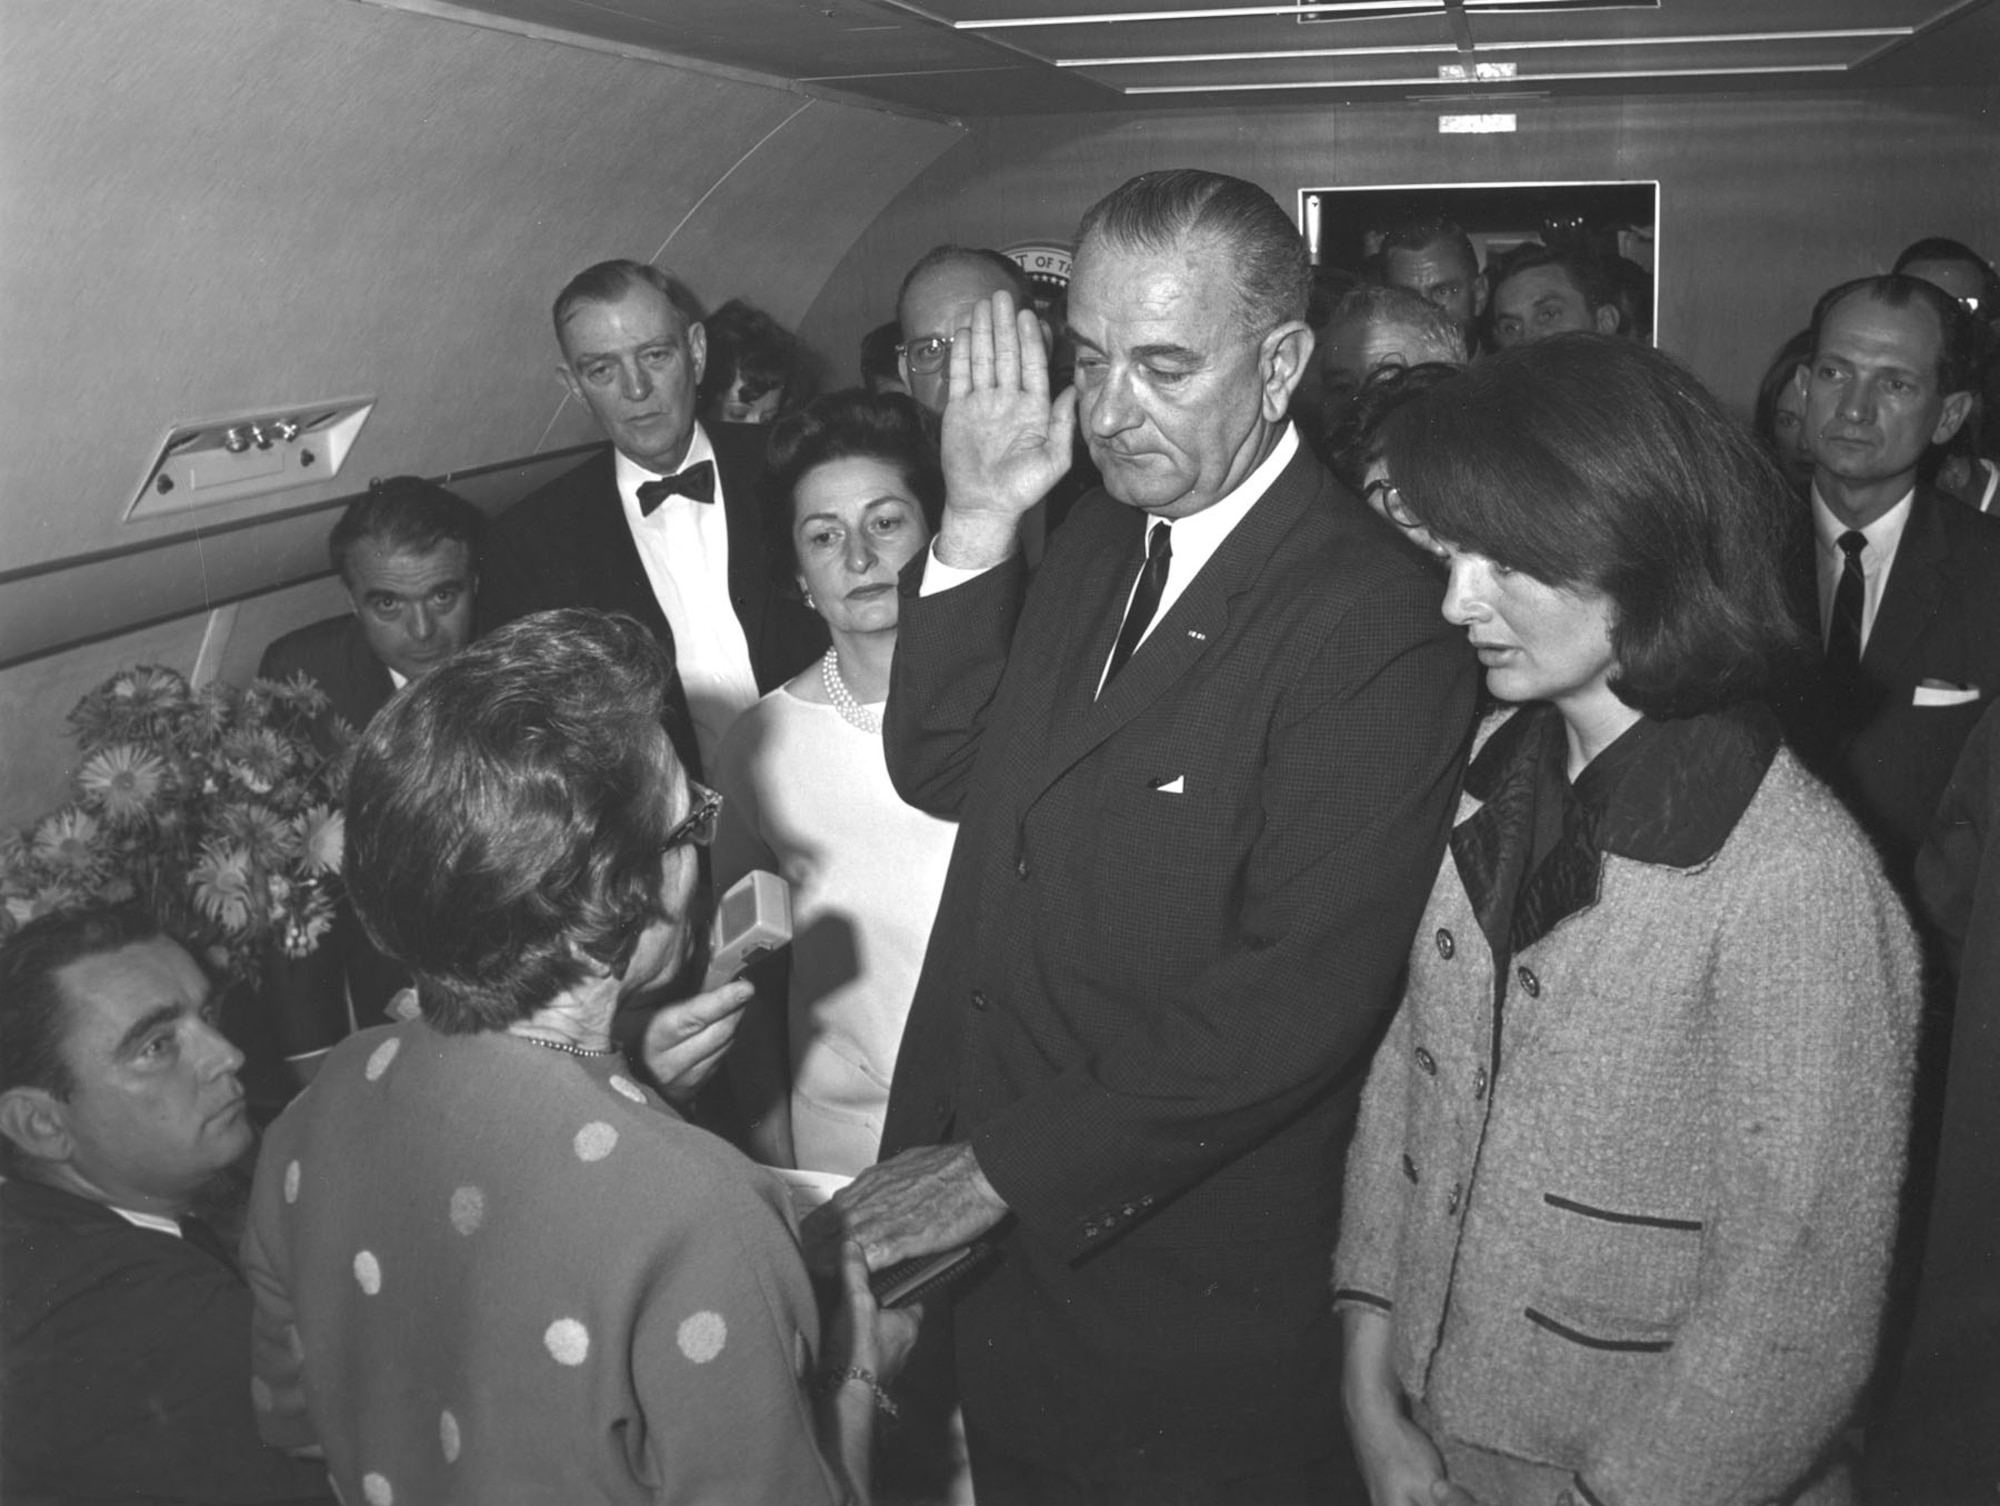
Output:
top-left (78, 744), bottom-right (167, 822)
top-left (32, 809), bottom-right (102, 875)
top-left (190, 842), bottom-right (257, 934)
top-left (295, 806), bottom-right (345, 876)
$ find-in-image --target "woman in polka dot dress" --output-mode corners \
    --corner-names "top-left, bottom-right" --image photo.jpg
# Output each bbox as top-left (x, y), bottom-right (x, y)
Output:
top-left (243, 611), bottom-right (916, 1504)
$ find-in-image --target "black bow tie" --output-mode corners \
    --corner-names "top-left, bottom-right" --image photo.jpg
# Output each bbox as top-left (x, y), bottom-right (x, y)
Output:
top-left (636, 461), bottom-right (715, 514)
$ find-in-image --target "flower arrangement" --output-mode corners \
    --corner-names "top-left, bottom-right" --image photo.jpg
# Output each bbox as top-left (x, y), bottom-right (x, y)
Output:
top-left (0, 665), bottom-right (350, 984)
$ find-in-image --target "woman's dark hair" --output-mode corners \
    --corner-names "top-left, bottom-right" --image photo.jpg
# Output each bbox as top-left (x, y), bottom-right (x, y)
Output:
top-left (1325, 360), bottom-right (1467, 495)
top-left (1752, 329), bottom-right (1814, 455)
top-left (344, 609), bottom-right (686, 1034)
top-left (1377, 333), bottom-right (1807, 719)
top-left (697, 298), bottom-right (816, 417)
top-left (760, 389), bottom-right (945, 589)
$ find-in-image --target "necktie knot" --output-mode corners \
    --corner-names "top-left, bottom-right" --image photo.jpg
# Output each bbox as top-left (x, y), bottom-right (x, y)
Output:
top-left (636, 461), bottom-right (715, 515)
top-left (1838, 529), bottom-right (1867, 563)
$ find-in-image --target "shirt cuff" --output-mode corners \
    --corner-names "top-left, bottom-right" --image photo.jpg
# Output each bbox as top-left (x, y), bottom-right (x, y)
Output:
top-left (919, 542), bottom-right (998, 597)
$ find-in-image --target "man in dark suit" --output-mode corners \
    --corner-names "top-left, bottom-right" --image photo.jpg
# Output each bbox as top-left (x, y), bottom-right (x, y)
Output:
top-left (260, 475), bottom-right (482, 753)
top-left (1777, 273), bottom-right (2000, 883)
top-left (258, 477), bottom-right (482, 1055)
top-left (0, 908), bottom-right (334, 1504)
top-left (479, 259), bottom-right (826, 776)
top-left (813, 170), bottom-right (1478, 1502)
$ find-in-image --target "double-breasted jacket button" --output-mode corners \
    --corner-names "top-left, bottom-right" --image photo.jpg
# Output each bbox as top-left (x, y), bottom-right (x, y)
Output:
top-left (1435, 928), bottom-right (1455, 959)
top-left (1472, 1065), bottom-right (1489, 1101)
top-left (1516, 965), bottom-right (1541, 998)
top-left (1402, 1153), bottom-right (1419, 1184)
top-left (1445, 1182), bottom-right (1463, 1217)
top-left (969, 989), bottom-right (989, 1012)
top-left (1414, 1047), bottom-right (1438, 1076)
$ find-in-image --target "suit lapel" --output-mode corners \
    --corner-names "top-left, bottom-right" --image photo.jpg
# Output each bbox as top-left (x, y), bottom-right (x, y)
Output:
top-left (574, 452), bottom-right (673, 643)
top-left (1864, 487), bottom-right (1948, 683)
top-left (1029, 451), bottom-right (1315, 803)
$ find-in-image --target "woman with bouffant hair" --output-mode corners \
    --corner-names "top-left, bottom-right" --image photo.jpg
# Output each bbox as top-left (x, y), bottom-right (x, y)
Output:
top-left (245, 609), bottom-right (914, 1505)
top-left (1335, 336), bottom-right (1920, 1506)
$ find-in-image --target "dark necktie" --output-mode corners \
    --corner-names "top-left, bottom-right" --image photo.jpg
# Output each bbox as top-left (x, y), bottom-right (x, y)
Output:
top-left (636, 460), bottom-right (715, 515)
top-left (1824, 529), bottom-right (1867, 680)
top-left (1103, 520), bottom-right (1173, 687)
top-left (178, 1212), bottom-right (240, 1276)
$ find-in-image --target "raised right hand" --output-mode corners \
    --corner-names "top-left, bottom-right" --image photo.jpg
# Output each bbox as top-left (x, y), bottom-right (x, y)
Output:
top-left (934, 290), bottom-right (1078, 569)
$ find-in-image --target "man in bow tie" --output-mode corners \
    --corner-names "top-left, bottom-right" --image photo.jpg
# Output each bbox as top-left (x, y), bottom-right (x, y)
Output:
top-left (480, 259), bottom-right (826, 775)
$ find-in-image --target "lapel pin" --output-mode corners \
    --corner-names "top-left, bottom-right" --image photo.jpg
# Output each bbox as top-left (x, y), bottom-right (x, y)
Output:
top-left (1187, 629), bottom-right (1207, 641)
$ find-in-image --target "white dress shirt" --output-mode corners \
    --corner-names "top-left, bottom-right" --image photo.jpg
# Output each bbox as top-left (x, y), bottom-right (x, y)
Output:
top-left (1811, 484), bottom-right (1915, 654)
top-left (922, 425), bottom-right (1303, 696)
top-left (616, 425), bottom-right (761, 768)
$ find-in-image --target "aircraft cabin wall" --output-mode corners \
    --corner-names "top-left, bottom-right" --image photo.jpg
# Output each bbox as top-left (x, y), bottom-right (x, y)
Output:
top-left (0, 0), bottom-right (959, 830)
top-left (803, 87), bottom-right (2000, 418)
top-left (5, 0), bottom-right (1998, 838)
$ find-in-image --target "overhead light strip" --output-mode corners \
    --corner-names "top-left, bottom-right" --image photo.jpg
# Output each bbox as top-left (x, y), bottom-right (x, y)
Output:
top-left (957, 2), bottom-right (1443, 30)
top-left (1122, 60), bottom-right (1849, 92)
top-left (957, 0), bottom-right (1671, 27)
top-left (1057, 28), bottom-right (1909, 67)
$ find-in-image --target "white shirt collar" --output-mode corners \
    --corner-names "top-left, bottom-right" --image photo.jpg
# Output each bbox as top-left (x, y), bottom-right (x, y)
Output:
top-left (1810, 482), bottom-right (1914, 558)
top-left (110, 1206), bottom-right (184, 1238)
top-left (1157, 423), bottom-right (1300, 563)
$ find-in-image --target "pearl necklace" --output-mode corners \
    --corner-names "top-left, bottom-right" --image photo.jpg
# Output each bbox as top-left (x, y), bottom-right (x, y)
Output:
top-left (511, 1033), bottom-right (619, 1059)
top-left (821, 648), bottom-right (882, 735)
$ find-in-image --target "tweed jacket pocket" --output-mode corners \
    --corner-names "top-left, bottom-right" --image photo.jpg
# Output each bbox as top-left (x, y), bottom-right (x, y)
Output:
top-left (1526, 1192), bottom-right (1704, 1348)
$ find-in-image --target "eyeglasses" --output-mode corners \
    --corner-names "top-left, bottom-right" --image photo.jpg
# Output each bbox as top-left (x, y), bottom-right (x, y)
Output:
top-left (662, 782), bottom-right (723, 851)
top-left (896, 335), bottom-right (953, 375)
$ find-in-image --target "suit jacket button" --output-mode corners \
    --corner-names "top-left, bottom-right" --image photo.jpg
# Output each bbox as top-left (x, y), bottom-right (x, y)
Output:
top-left (970, 989), bottom-right (988, 1012)
top-left (1402, 1153), bottom-right (1419, 1184)
top-left (1445, 1182), bottom-right (1463, 1216)
top-left (1016, 857), bottom-right (1031, 879)
top-left (1472, 1065), bottom-right (1489, 1100)
top-left (1415, 1047), bottom-right (1437, 1076)
top-left (1435, 928), bottom-right (1455, 959)
top-left (1516, 965), bottom-right (1541, 998)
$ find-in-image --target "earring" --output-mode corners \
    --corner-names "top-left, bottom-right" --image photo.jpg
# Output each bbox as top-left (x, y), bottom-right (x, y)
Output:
top-left (803, 590), bottom-right (816, 610)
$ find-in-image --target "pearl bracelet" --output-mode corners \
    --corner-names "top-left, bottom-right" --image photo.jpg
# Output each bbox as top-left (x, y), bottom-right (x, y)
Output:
top-left (816, 1365), bottom-right (900, 1423)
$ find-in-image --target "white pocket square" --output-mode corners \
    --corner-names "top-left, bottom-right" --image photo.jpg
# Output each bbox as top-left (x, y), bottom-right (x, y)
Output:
top-left (1150, 775), bottom-right (1186, 794)
top-left (1913, 683), bottom-right (1982, 707)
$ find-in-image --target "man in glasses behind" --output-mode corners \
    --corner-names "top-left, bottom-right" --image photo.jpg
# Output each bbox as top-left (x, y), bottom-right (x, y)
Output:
top-left (897, 244), bottom-right (1097, 545)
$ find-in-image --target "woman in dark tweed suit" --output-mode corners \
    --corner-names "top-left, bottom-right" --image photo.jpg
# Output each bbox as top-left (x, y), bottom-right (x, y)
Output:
top-left (1334, 336), bottom-right (1922, 1506)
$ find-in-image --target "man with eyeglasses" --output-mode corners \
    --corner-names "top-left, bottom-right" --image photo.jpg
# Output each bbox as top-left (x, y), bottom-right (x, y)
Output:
top-left (897, 246), bottom-right (1042, 418)
top-left (899, 245), bottom-right (1097, 546)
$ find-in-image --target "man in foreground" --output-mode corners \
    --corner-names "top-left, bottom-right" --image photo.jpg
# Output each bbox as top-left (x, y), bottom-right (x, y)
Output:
top-left (815, 169), bottom-right (1477, 1502)
top-left (0, 908), bottom-right (334, 1503)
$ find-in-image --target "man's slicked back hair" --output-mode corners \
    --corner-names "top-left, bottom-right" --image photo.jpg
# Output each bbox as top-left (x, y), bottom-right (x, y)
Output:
top-left (327, 476), bottom-right (484, 585)
top-left (552, 260), bottom-right (705, 348)
top-left (0, 907), bottom-right (166, 1103)
top-left (1809, 273), bottom-right (1985, 397)
top-left (1327, 284), bottom-right (1470, 366)
top-left (1075, 169), bottom-right (1310, 336)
